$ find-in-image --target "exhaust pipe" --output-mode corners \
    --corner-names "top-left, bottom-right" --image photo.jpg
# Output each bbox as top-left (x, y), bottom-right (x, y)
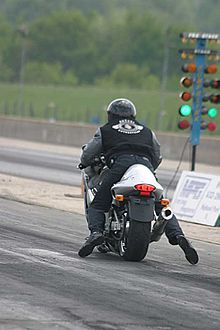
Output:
top-left (150, 206), bottom-right (173, 243)
top-left (161, 206), bottom-right (173, 221)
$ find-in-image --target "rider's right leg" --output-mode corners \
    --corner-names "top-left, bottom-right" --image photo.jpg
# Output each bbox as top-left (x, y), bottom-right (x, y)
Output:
top-left (165, 214), bottom-right (199, 265)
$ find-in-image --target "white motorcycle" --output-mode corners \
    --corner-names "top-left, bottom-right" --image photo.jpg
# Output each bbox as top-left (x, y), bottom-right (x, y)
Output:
top-left (80, 156), bottom-right (173, 262)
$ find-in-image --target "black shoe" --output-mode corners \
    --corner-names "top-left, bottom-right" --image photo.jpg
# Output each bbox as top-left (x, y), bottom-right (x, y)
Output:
top-left (177, 235), bottom-right (199, 265)
top-left (78, 232), bottom-right (104, 258)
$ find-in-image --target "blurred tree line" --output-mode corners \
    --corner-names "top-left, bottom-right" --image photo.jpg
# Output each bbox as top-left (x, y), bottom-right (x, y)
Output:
top-left (0, 0), bottom-right (219, 90)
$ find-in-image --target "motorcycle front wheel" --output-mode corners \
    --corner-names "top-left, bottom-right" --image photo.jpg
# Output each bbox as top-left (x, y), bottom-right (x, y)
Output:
top-left (119, 220), bottom-right (151, 262)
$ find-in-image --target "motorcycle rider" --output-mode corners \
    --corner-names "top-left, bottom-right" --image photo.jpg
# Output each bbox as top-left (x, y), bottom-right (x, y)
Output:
top-left (78, 98), bottom-right (199, 264)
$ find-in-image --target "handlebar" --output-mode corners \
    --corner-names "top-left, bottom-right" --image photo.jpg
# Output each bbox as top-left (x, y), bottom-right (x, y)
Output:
top-left (77, 163), bottom-right (85, 170)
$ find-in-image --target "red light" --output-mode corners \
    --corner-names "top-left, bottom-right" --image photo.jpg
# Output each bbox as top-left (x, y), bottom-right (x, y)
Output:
top-left (210, 94), bottom-right (220, 104)
top-left (207, 122), bottom-right (217, 131)
top-left (178, 119), bottom-right (190, 129)
top-left (135, 184), bottom-right (155, 192)
top-left (211, 80), bottom-right (220, 89)
top-left (179, 91), bottom-right (192, 101)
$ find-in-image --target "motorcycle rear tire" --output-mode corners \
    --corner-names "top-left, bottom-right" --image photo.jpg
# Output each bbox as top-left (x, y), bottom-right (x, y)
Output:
top-left (122, 220), bottom-right (151, 262)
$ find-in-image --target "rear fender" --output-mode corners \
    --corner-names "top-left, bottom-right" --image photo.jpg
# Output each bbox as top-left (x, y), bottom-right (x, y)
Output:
top-left (128, 196), bottom-right (155, 222)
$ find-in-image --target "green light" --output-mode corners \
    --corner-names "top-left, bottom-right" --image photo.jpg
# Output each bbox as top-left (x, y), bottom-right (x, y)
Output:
top-left (208, 107), bottom-right (218, 118)
top-left (179, 105), bottom-right (192, 117)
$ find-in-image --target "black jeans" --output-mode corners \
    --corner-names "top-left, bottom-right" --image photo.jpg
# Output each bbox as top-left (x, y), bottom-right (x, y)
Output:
top-left (87, 154), bottom-right (183, 244)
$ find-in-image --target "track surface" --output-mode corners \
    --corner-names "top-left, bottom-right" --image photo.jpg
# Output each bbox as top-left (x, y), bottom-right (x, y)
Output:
top-left (0, 199), bottom-right (219, 330)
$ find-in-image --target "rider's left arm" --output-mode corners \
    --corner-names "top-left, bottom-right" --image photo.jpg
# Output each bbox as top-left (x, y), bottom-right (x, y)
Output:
top-left (80, 128), bottom-right (103, 167)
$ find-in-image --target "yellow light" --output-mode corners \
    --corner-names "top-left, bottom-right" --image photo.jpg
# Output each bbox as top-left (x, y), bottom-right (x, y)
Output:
top-left (181, 52), bottom-right (187, 60)
top-left (181, 38), bottom-right (187, 44)
top-left (182, 63), bottom-right (196, 73)
top-left (115, 195), bottom-right (124, 201)
top-left (206, 64), bottom-right (218, 74)
top-left (188, 63), bottom-right (196, 72)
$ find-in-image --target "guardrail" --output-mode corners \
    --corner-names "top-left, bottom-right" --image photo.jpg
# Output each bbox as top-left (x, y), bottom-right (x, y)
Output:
top-left (0, 116), bottom-right (219, 166)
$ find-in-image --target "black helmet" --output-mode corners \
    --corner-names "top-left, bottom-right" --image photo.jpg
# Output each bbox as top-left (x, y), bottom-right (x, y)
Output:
top-left (107, 98), bottom-right (137, 118)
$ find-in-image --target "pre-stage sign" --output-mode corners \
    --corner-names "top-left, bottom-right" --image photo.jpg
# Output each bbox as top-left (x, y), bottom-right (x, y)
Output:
top-left (171, 171), bottom-right (220, 226)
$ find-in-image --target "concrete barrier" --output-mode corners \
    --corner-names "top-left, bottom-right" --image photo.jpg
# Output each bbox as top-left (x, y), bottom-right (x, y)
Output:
top-left (0, 116), bottom-right (219, 166)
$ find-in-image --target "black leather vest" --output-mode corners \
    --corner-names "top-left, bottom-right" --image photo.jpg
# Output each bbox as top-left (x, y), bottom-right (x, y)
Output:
top-left (100, 118), bottom-right (155, 165)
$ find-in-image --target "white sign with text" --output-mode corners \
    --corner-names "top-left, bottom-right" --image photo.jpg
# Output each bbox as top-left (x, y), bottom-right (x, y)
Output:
top-left (171, 171), bottom-right (220, 226)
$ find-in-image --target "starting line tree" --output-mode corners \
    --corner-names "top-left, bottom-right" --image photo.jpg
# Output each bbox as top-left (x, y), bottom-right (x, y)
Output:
top-left (178, 32), bottom-right (220, 171)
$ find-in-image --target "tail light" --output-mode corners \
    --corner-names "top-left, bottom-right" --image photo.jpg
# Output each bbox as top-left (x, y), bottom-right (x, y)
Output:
top-left (135, 184), bottom-right (156, 197)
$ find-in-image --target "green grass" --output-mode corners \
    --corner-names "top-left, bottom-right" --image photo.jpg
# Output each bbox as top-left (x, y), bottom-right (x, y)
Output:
top-left (0, 83), bottom-right (219, 135)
